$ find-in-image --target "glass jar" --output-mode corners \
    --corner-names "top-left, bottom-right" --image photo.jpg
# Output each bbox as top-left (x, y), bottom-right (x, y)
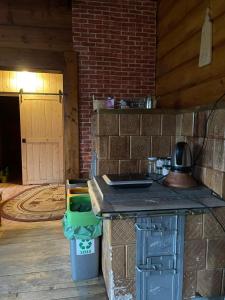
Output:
top-left (156, 158), bottom-right (164, 175)
top-left (147, 157), bottom-right (157, 176)
top-left (162, 157), bottom-right (171, 176)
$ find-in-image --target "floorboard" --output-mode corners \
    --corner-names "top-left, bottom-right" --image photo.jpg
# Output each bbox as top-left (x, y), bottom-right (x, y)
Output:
top-left (0, 220), bottom-right (108, 300)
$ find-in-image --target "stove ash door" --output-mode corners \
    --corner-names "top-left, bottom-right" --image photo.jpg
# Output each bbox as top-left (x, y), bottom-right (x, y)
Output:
top-left (136, 215), bottom-right (185, 300)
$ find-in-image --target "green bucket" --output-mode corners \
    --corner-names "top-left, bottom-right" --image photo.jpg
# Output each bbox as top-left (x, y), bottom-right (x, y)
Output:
top-left (66, 194), bottom-right (99, 227)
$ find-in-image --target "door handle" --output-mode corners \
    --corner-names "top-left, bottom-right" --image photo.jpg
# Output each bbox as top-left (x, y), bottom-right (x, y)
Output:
top-left (22, 138), bottom-right (26, 143)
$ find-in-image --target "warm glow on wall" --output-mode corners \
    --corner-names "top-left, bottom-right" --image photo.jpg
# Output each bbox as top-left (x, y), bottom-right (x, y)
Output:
top-left (16, 71), bottom-right (42, 92)
top-left (0, 70), bottom-right (63, 93)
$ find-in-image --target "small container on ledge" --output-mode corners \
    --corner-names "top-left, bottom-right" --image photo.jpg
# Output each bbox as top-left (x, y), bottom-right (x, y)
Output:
top-left (147, 157), bottom-right (157, 176)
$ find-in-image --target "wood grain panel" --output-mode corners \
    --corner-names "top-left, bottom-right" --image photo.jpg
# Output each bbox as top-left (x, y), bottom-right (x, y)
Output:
top-left (0, 25), bottom-right (72, 51)
top-left (0, 0), bottom-right (71, 29)
top-left (0, 48), bottom-right (64, 72)
top-left (158, 0), bottom-right (175, 20)
top-left (0, 221), bottom-right (107, 299)
top-left (20, 94), bottom-right (64, 184)
top-left (63, 52), bottom-right (79, 179)
top-left (157, 1), bottom-right (207, 59)
top-left (158, 0), bottom-right (202, 39)
top-left (157, 74), bottom-right (225, 108)
top-left (157, 12), bottom-right (225, 77)
top-left (157, 42), bottom-right (225, 96)
top-left (157, 0), bottom-right (225, 108)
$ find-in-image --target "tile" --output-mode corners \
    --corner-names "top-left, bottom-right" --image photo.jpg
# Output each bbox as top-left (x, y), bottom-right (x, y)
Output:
top-left (130, 136), bottom-right (150, 159)
top-left (213, 139), bottom-right (225, 172)
top-left (141, 114), bottom-right (161, 136)
top-left (197, 269), bottom-right (223, 297)
top-left (194, 111), bottom-right (208, 137)
top-left (207, 109), bottom-right (225, 138)
top-left (109, 136), bottom-right (130, 159)
top-left (185, 215), bottom-right (203, 240)
top-left (203, 212), bottom-right (225, 239)
top-left (119, 114), bottom-right (140, 136)
top-left (170, 136), bottom-right (176, 154)
top-left (183, 271), bottom-right (197, 298)
top-left (111, 219), bottom-right (136, 245)
top-left (205, 168), bottom-right (224, 197)
top-left (161, 114), bottom-right (176, 136)
top-left (176, 114), bottom-right (183, 136)
top-left (176, 135), bottom-right (186, 143)
top-left (189, 137), bottom-right (203, 164)
top-left (192, 166), bottom-right (207, 184)
top-left (184, 240), bottom-right (206, 271)
top-left (114, 278), bottom-right (135, 299)
top-left (200, 138), bottom-right (214, 168)
top-left (126, 244), bottom-right (136, 278)
top-left (151, 136), bottom-right (171, 157)
top-left (112, 245), bottom-right (125, 279)
top-left (139, 159), bottom-right (148, 175)
top-left (98, 159), bottom-right (119, 175)
top-left (119, 160), bottom-right (139, 174)
top-left (97, 114), bottom-right (119, 136)
top-left (181, 113), bottom-right (194, 136)
top-left (96, 136), bottom-right (108, 159)
top-left (207, 239), bottom-right (225, 268)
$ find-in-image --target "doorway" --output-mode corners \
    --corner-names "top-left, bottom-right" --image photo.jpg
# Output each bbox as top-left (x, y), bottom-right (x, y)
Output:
top-left (0, 96), bottom-right (22, 183)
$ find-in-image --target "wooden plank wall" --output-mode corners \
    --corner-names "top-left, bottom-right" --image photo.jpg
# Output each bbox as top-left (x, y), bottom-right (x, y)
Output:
top-left (156, 0), bottom-right (225, 108)
top-left (0, 0), bottom-right (79, 179)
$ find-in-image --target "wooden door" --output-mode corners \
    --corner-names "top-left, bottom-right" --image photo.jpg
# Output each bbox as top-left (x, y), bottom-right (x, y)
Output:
top-left (20, 94), bottom-right (64, 184)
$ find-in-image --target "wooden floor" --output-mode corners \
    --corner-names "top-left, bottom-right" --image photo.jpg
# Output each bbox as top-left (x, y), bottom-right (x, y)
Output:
top-left (0, 220), bottom-right (107, 300)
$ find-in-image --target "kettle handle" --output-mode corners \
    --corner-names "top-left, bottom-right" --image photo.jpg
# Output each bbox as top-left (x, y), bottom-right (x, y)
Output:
top-left (176, 142), bottom-right (186, 165)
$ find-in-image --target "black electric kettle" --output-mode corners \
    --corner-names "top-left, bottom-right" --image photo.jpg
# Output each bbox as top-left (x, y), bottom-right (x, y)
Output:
top-left (171, 142), bottom-right (192, 173)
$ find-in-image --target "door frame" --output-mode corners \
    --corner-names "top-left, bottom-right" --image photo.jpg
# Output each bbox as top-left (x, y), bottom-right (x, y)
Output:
top-left (0, 50), bottom-right (80, 180)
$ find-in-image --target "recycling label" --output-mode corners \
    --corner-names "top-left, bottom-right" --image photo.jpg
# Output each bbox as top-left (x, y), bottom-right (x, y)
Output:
top-left (76, 239), bottom-right (95, 255)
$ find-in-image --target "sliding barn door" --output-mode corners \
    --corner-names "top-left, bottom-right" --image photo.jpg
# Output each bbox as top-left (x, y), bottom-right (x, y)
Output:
top-left (20, 95), bottom-right (64, 185)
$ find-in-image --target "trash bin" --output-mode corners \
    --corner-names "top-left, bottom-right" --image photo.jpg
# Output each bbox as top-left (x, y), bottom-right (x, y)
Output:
top-left (65, 179), bottom-right (88, 207)
top-left (66, 179), bottom-right (88, 189)
top-left (63, 194), bottom-right (102, 281)
top-left (70, 236), bottom-right (99, 281)
top-left (67, 187), bottom-right (89, 199)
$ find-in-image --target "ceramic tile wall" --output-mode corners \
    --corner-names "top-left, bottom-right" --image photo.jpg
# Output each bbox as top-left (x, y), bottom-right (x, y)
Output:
top-left (176, 109), bottom-right (225, 198)
top-left (102, 219), bottom-right (136, 300)
top-left (176, 108), bottom-right (225, 299)
top-left (93, 112), bottom-right (177, 175)
top-left (94, 108), bottom-right (225, 299)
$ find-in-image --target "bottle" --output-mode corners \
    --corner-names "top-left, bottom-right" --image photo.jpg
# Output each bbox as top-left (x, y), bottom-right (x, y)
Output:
top-left (145, 95), bottom-right (152, 109)
top-left (106, 96), bottom-right (114, 109)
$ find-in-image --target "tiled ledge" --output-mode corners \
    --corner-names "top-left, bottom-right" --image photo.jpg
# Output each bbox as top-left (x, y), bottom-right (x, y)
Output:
top-left (94, 101), bottom-right (225, 114)
top-left (93, 108), bottom-right (177, 114)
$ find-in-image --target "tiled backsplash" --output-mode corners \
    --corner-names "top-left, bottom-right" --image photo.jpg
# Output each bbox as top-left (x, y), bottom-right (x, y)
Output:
top-left (176, 109), bottom-right (225, 198)
top-left (93, 110), bottom-right (177, 176)
top-left (92, 107), bottom-right (225, 198)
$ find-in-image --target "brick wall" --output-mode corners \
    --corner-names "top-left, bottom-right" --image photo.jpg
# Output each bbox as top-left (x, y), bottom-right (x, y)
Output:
top-left (72, 0), bottom-right (157, 177)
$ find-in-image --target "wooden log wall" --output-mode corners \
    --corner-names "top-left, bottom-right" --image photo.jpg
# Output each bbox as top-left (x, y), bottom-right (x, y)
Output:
top-left (156, 0), bottom-right (225, 108)
top-left (0, 0), bottom-right (79, 179)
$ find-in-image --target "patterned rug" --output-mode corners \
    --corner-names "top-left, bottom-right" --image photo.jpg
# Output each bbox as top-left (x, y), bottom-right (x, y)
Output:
top-left (1, 185), bottom-right (66, 222)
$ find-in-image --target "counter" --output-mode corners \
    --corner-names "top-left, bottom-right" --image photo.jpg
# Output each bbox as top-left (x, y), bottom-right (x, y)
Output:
top-left (88, 177), bottom-right (225, 300)
top-left (88, 176), bottom-right (225, 215)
